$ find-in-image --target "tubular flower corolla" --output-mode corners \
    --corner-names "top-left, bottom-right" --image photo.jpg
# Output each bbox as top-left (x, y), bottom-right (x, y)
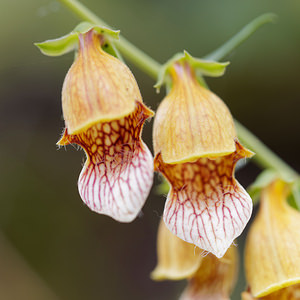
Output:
top-left (151, 219), bottom-right (203, 281)
top-left (152, 220), bottom-right (238, 300)
top-left (153, 61), bottom-right (253, 258)
top-left (243, 179), bottom-right (300, 299)
top-left (58, 29), bottom-right (154, 222)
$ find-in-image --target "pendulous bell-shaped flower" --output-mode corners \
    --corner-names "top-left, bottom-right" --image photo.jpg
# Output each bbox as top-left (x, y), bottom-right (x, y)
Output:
top-left (243, 179), bottom-right (300, 299)
top-left (57, 29), bottom-right (154, 222)
top-left (153, 61), bottom-right (253, 258)
top-left (152, 220), bottom-right (238, 300)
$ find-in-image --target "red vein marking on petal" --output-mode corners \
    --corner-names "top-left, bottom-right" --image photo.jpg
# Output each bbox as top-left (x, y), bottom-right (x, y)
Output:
top-left (63, 102), bottom-right (153, 222)
top-left (155, 141), bottom-right (253, 258)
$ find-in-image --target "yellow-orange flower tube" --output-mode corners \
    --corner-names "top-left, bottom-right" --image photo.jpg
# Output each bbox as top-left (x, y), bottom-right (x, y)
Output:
top-left (151, 220), bottom-right (238, 299)
top-left (151, 220), bottom-right (203, 280)
top-left (153, 61), bottom-right (253, 258)
top-left (58, 29), bottom-right (154, 222)
top-left (244, 179), bottom-right (300, 298)
top-left (180, 245), bottom-right (238, 300)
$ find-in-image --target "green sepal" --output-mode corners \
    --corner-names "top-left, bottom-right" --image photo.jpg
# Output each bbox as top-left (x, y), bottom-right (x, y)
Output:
top-left (154, 51), bottom-right (229, 92)
top-left (184, 51), bottom-right (229, 77)
top-left (73, 22), bottom-right (119, 39)
top-left (248, 169), bottom-right (298, 206)
top-left (101, 41), bottom-right (124, 62)
top-left (248, 169), bottom-right (279, 205)
top-left (35, 22), bottom-right (119, 57)
top-left (288, 181), bottom-right (300, 211)
top-left (155, 53), bottom-right (183, 93)
top-left (155, 177), bottom-right (170, 195)
top-left (35, 33), bottom-right (78, 57)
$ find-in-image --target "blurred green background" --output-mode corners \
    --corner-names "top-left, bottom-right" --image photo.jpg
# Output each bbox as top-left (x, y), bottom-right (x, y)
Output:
top-left (0, 0), bottom-right (299, 299)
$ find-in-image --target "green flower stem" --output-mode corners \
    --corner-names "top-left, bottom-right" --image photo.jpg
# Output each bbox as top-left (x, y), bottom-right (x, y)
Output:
top-left (57, 0), bottom-right (299, 179)
top-left (204, 13), bottom-right (277, 61)
top-left (58, 0), bottom-right (160, 79)
top-left (235, 121), bottom-right (298, 179)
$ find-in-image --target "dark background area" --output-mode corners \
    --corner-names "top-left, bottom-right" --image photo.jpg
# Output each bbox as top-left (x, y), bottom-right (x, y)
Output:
top-left (0, 0), bottom-right (299, 299)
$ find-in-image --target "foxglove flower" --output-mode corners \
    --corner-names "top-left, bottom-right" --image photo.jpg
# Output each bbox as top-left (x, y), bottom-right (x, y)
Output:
top-left (153, 61), bottom-right (253, 257)
top-left (57, 29), bottom-right (154, 222)
top-left (152, 220), bottom-right (238, 300)
top-left (243, 179), bottom-right (300, 299)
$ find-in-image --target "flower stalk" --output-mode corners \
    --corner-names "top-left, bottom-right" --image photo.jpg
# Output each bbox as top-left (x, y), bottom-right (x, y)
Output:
top-left (57, 0), bottom-right (299, 180)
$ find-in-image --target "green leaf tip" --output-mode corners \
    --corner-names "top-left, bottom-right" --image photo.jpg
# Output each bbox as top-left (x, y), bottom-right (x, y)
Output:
top-left (255, 12), bottom-right (277, 24)
top-left (154, 51), bottom-right (229, 92)
top-left (204, 12), bottom-right (277, 61)
top-left (35, 22), bottom-right (119, 57)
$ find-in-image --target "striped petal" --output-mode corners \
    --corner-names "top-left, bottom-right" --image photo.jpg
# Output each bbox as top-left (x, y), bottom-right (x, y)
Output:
top-left (155, 141), bottom-right (253, 258)
top-left (58, 101), bottom-right (154, 222)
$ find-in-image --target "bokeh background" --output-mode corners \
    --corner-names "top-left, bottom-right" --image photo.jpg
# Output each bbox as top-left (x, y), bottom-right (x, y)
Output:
top-left (0, 0), bottom-right (299, 299)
